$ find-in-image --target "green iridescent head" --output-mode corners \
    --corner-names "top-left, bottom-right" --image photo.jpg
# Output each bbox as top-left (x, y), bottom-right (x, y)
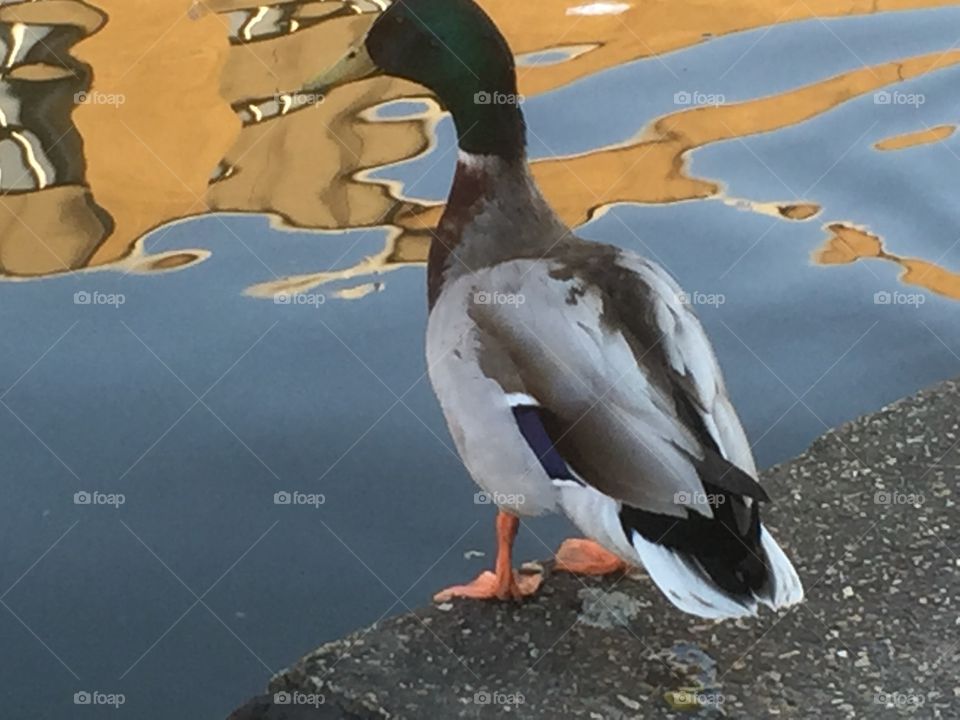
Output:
top-left (306, 0), bottom-right (526, 159)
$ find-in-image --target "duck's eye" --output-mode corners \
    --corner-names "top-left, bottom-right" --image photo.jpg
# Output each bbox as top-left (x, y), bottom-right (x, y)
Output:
top-left (347, 49), bottom-right (357, 59)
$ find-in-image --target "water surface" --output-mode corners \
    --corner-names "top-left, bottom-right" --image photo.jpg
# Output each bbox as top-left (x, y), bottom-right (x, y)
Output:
top-left (1, 1), bottom-right (959, 718)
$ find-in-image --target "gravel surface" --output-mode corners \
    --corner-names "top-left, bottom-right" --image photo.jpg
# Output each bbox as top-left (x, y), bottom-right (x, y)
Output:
top-left (230, 379), bottom-right (960, 719)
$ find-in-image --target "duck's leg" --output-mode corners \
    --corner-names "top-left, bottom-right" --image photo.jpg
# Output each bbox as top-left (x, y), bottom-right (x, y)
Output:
top-left (433, 511), bottom-right (542, 602)
top-left (554, 538), bottom-right (627, 575)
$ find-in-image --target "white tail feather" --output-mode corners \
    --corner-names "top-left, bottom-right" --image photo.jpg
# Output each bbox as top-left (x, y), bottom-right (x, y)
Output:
top-left (630, 533), bottom-right (758, 619)
top-left (756, 526), bottom-right (804, 609)
top-left (557, 482), bottom-right (803, 618)
top-left (630, 525), bottom-right (803, 619)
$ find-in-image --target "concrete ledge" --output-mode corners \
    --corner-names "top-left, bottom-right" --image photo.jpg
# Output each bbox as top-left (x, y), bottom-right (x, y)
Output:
top-left (230, 379), bottom-right (960, 719)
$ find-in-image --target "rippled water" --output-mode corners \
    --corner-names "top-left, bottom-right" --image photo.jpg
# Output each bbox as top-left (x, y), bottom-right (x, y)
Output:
top-left (1, 1), bottom-right (959, 718)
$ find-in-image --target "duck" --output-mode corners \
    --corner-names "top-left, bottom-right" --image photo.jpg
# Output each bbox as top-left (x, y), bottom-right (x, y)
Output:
top-left (303, 0), bottom-right (804, 618)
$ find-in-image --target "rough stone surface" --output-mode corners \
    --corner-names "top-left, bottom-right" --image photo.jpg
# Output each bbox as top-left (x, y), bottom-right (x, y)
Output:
top-left (230, 379), bottom-right (960, 719)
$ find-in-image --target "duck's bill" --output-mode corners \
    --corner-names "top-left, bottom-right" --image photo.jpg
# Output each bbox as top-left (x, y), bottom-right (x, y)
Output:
top-left (303, 42), bottom-right (381, 95)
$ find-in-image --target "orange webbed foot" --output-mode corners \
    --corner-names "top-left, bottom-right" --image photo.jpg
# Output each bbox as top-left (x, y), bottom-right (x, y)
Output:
top-left (433, 568), bottom-right (542, 602)
top-left (436, 510), bottom-right (544, 602)
top-left (554, 538), bottom-right (627, 576)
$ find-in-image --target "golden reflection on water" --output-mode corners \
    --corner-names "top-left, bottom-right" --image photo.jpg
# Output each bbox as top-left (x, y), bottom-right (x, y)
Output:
top-left (0, 0), bottom-right (958, 302)
top-left (814, 223), bottom-right (960, 301)
top-left (874, 124), bottom-right (956, 151)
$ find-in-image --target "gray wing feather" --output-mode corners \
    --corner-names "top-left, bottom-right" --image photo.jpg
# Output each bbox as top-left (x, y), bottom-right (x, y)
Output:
top-left (467, 250), bottom-right (762, 518)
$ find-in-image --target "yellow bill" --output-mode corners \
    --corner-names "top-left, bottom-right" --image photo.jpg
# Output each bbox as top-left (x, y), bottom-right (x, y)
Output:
top-left (303, 42), bottom-right (381, 95)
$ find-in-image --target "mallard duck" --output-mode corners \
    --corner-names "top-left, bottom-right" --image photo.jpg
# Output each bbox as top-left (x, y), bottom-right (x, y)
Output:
top-left (304, 0), bottom-right (803, 618)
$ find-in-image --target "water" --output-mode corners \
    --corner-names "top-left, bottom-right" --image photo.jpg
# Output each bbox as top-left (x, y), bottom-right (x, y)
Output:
top-left (0, 1), bottom-right (958, 718)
